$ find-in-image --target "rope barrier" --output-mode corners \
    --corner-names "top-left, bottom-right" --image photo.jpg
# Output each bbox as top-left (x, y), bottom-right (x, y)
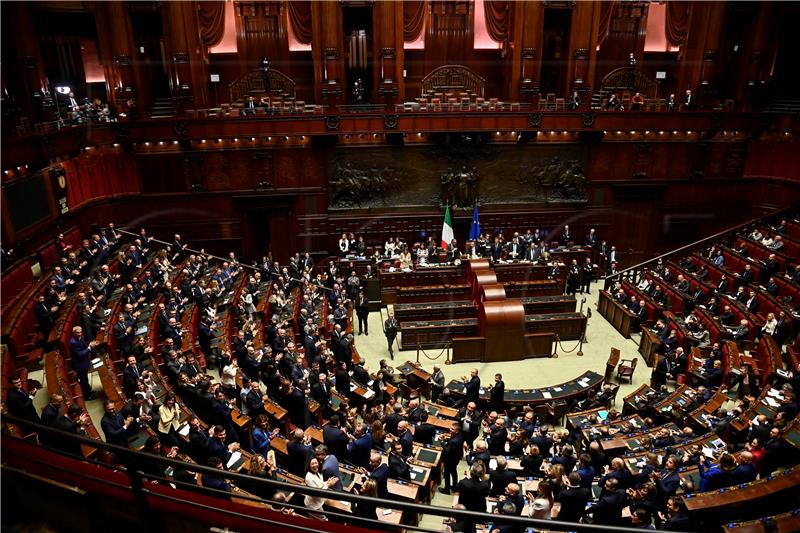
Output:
top-left (557, 337), bottom-right (583, 354)
top-left (416, 344), bottom-right (450, 361)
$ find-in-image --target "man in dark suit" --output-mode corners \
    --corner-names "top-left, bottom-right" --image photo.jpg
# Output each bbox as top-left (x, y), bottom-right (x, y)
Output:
top-left (322, 414), bottom-right (349, 462)
top-left (311, 373), bottom-right (333, 418)
top-left (286, 429), bottom-right (315, 476)
top-left (317, 444), bottom-right (344, 491)
top-left (355, 289), bottom-right (369, 335)
top-left (661, 496), bottom-right (692, 531)
top-left (388, 441), bottom-right (411, 480)
top-left (652, 354), bottom-right (673, 389)
top-left (413, 412), bottom-right (437, 445)
top-left (187, 417), bottom-right (210, 464)
top-left (488, 456), bottom-right (517, 496)
top-left (531, 426), bottom-right (554, 457)
top-left (383, 312), bottom-right (399, 358)
top-left (122, 356), bottom-right (147, 399)
top-left (40, 394), bottom-right (64, 427)
top-left (34, 294), bottom-right (57, 336)
top-left (5, 377), bottom-right (40, 425)
top-left (100, 399), bottom-right (137, 448)
top-left (50, 404), bottom-right (89, 457)
top-left (69, 326), bottom-right (97, 400)
top-left (206, 425), bottom-right (240, 465)
top-left (558, 472), bottom-right (591, 523)
top-left (347, 423), bottom-right (373, 468)
top-left (457, 463), bottom-right (490, 533)
top-left (598, 458), bottom-right (632, 491)
top-left (201, 457), bottom-right (232, 493)
top-left (715, 277), bottom-right (728, 295)
top-left (487, 418), bottom-right (509, 456)
top-left (587, 477), bottom-right (629, 526)
top-left (113, 313), bottom-right (135, 355)
top-left (438, 424), bottom-right (464, 494)
top-left (462, 368), bottom-right (481, 406)
top-left (489, 373), bottom-right (505, 413)
top-left (457, 402), bottom-right (481, 450)
top-left (367, 451), bottom-right (390, 498)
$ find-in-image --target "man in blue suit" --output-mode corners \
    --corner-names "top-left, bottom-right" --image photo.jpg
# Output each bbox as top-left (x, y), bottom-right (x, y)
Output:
top-left (69, 326), bottom-right (96, 400)
top-left (347, 423), bottom-right (372, 469)
top-left (100, 399), bottom-right (138, 448)
top-left (201, 457), bottom-right (232, 494)
top-left (366, 451), bottom-right (390, 498)
top-left (316, 444), bottom-right (343, 492)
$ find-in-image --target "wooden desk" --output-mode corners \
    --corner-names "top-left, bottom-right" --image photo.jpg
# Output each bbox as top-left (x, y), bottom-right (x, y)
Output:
top-left (520, 295), bottom-right (577, 315)
top-left (638, 328), bottom-right (661, 367)
top-left (423, 401), bottom-right (458, 419)
top-left (683, 465), bottom-right (800, 513)
top-left (524, 312), bottom-right (586, 340)
top-left (397, 361), bottom-right (433, 398)
top-left (399, 318), bottom-right (478, 350)
top-left (412, 443), bottom-right (442, 468)
top-left (387, 478), bottom-right (420, 501)
top-left (445, 370), bottom-right (603, 407)
top-left (598, 290), bottom-right (639, 339)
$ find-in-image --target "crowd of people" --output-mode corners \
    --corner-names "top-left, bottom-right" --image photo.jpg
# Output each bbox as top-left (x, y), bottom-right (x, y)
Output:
top-left (5, 217), bottom-right (799, 532)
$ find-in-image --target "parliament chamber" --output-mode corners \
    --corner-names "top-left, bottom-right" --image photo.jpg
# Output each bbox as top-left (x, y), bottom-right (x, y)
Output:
top-left (2, 1), bottom-right (800, 532)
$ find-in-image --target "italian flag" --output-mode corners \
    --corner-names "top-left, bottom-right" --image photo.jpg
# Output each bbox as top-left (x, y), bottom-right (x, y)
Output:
top-left (441, 205), bottom-right (454, 249)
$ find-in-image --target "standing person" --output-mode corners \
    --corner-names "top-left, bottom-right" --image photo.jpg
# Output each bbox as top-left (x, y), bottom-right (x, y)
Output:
top-left (429, 364), bottom-right (446, 402)
top-left (355, 289), bottom-right (370, 336)
top-left (384, 311), bottom-right (399, 359)
top-left (580, 257), bottom-right (593, 294)
top-left (462, 368), bottom-right (481, 406)
top-left (490, 373), bottom-right (505, 413)
top-left (69, 326), bottom-right (97, 400)
top-left (566, 259), bottom-right (579, 295)
top-left (438, 424), bottom-right (464, 495)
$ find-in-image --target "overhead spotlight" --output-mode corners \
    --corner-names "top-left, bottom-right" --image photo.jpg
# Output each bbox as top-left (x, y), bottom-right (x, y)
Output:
top-left (234, 138), bottom-right (238, 142)
top-left (173, 140), bottom-right (179, 145)
top-left (217, 138), bottom-right (222, 143)
top-left (158, 141), bottom-right (164, 145)
top-left (251, 137), bottom-right (256, 142)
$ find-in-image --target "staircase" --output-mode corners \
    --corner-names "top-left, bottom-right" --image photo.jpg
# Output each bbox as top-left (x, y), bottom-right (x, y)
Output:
top-left (150, 97), bottom-right (176, 119)
top-left (765, 88), bottom-right (800, 114)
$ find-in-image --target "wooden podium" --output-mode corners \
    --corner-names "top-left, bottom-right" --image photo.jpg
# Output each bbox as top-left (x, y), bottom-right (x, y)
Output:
top-left (465, 259), bottom-right (528, 362)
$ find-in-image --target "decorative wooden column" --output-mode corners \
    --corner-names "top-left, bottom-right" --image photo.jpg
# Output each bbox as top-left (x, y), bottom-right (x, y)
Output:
top-left (567, 0), bottom-right (601, 98)
top-left (162, 1), bottom-right (209, 109)
top-left (5, 3), bottom-right (48, 121)
top-left (311, 1), bottom-right (344, 107)
top-left (677, 2), bottom-right (726, 98)
top-left (509, 0), bottom-right (544, 100)
top-left (372, 1), bottom-right (404, 105)
top-left (93, 2), bottom-right (145, 113)
top-left (736, 3), bottom-right (773, 107)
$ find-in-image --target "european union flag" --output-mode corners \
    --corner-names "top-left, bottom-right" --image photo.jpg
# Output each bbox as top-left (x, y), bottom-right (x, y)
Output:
top-left (468, 205), bottom-right (481, 241)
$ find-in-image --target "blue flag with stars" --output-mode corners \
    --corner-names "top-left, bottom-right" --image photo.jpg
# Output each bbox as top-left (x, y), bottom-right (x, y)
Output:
top-left (468, 205), bottom-right (481, 241)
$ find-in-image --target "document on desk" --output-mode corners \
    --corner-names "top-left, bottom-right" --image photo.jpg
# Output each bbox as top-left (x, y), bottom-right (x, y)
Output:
top-left (542, 391), bottom-right (552, 399)
top-left (178, 423), bottom-right (190, 437)
top-left (227, 451), bottom-right (242, 469)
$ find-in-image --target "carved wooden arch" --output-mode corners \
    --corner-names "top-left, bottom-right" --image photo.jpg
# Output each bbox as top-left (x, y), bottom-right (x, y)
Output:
top-left (599, 67), bottom-right (660, 98)
top-left (228, 69), bottom-right (297, 103)
top-left (421, 65), bottom-right (486, 98)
